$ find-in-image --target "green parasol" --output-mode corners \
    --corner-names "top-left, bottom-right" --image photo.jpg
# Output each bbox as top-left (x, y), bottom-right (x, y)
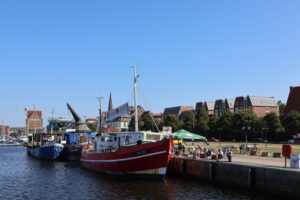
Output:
top-left (170, 129), bottom-right (207, 140)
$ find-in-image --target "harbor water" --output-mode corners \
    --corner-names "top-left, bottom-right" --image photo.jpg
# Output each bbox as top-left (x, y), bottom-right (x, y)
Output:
top-left (0, 146), bottom-right (271, 200)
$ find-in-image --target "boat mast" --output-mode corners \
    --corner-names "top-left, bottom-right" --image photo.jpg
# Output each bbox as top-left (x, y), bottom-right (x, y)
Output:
top-left (96, 96), bottom-right (104, 135)
top-left (133, 65), bottom-right (139, 132)
top-left (51, 109), bottom-right (54, 135)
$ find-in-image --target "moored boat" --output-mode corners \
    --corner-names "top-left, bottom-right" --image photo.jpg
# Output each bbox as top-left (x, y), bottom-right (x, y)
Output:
top-left (27, 143), bottom-right (64, 160)
top-left (81, 66), bottom-right (174, 180)
top-left (27, 133), bottom-right (64, 160)
top-left (60, 131), bottom-right (94, 161)
top-left (81, 132), bottom-right (173, 179)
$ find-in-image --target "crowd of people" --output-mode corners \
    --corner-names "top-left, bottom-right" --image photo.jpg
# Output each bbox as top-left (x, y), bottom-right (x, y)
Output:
top-left (176, 143), bottom-right (233, 162)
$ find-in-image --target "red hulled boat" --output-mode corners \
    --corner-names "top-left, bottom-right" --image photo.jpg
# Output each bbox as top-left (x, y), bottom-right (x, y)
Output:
top-left (81, 132), bottom-right (173, 179)
top-left (81, 66), bottom-right (173, 179)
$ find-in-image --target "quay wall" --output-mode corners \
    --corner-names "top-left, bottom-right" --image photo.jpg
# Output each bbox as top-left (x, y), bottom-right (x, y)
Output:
top-left (168, 157), bottom-right (300, 198)
top-left (255, 167), bottom-right (300, 196)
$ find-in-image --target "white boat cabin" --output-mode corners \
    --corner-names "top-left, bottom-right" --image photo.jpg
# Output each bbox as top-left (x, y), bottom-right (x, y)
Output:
top-left (92, 131), bottom-right (168, 153)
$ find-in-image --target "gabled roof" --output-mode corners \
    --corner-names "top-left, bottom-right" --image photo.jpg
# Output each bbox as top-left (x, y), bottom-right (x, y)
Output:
top-left (249, 96), bottom-right (277, 107)
top-left (179, 110), bottom-right (194, 120)
top-left (163, 106), bottom-right (194, 116)
top-left (206, 102), bottom-right (215, 111)
top-left (163, 106), bottom-right (181, 115)
top-left (152, 113), bottom-right (163, 117)
top-left (226, 99), bottom-right (235, 109)
top-left (121, 114), bottom-right (131, 118)
top-left (285, 86), bottom-right (300, 115)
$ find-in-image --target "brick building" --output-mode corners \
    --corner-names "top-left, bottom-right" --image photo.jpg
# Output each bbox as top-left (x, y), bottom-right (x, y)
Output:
top-left (0, 126), bottom-right (10, 136)
top-left (141, 111), bottom-right (163, 122)
top-left (195, 102), bottom-right (215, 116)
top-left (214, 99), bottom-right (225, 117)
top-left (26, 110), bottom-right (43, 131)
top-left (129, 105), bottom-right (145, 118)
top-left (234, 96), bottom-right (278, 117)
top-left (285, 86), bottom-right (300, 116)
top-left (163, 106), bottom-right (194, 119)
top-left (151, 113), bottom-right (163, 121)
top-left (214, 99), bottom-right (235, 117)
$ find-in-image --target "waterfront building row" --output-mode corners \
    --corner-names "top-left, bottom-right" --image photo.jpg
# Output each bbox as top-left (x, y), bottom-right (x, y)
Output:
top-left (11, 86), bottom-right (300, 134)
top-left (164, 95), bottom-right (279, 119)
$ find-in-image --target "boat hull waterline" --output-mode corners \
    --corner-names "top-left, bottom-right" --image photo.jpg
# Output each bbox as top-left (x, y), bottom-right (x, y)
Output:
top-left (81, 137), bottom-right (173, 179)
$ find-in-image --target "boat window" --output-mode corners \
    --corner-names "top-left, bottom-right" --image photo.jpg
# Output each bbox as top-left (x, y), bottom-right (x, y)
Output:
top-left (101, 138), bottom-right (104, 141)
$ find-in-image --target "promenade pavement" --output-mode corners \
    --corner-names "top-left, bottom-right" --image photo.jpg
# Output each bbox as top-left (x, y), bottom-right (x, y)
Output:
top-left (223, 153), bottom-right (300, 171)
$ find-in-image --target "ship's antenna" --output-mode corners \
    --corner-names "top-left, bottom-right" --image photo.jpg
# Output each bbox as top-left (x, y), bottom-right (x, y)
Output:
top-left (132, 65), bottom-right (139, 132)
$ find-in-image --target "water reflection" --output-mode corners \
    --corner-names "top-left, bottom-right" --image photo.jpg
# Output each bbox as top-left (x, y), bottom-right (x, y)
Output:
top-left (0, 146), bottom-right (271, 200)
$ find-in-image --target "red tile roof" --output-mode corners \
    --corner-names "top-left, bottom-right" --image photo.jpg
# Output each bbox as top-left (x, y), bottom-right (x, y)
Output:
top-left (101, 126), bottom-right (119, 133)
top-left (152, 113), bottom-right (163, 117)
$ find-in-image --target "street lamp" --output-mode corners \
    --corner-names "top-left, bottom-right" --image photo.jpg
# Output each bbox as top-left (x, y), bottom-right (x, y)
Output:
top-left (217, 127), bottom-right (222, 141)
top-left (242, 125), bottom-right (251, 147)
top-left (262, 127), bottom-right (268, 147)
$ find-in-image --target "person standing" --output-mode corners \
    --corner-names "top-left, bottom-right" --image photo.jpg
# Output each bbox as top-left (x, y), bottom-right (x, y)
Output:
top-left (196, 145), bottom-right (202, 159)
top-left (227, 149), bottom-right (232, 162)
top-left (218, 149), bottom-right (224, 160)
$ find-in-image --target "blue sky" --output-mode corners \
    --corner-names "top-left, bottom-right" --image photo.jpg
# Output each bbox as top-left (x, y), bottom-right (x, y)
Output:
top-left (0, 0), bottom-right (299, 127)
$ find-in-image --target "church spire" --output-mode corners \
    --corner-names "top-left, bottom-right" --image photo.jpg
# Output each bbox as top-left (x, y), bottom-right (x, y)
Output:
top-left (108, 92), bottom-right (113, 111)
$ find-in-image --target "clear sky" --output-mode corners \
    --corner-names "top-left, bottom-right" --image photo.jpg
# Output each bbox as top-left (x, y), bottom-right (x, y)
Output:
top-left (0, 0), bottom-right (299, 127)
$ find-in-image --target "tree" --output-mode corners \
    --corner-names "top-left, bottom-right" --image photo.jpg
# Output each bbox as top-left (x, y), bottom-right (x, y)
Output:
top-left (216, 111), bottom-right (233, 133)
top-left (183, 112), bottom-right (196, 132)
top-left (163, 114), bottom-right (183, 132)
top-left (195, 107), bottom-right (210, 134)
top-left (140, 112), bottom-right (159, 131)
top-left (232, 109), bottom-right (258, 131)
top-left (282, 111), bottom-right (300, 133)
top-left (252, 117), bottom-right (267, 136)
top-left (128, 116), bottom-right (142, 131)
top-left (128, 116), bottom-right (135, 131)
top-left (277, 100), bottom-right (286, 117)
top-left (10, 132), bottom-right (21, 138)
top-left (264, 112), bottom-right (283, 134)
top-left (87, 123), bottom-right (97, 132)
top-left (208, 115), bottom-right (218, 133)
top-left (155, 119), bottom-right (163, 131)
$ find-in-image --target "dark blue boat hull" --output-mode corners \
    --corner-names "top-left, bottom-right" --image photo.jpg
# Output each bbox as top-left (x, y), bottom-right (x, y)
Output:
top-left (59, 147), bottom-right (81, 161)
top-left (27, 145), bottom-right (64, 160)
